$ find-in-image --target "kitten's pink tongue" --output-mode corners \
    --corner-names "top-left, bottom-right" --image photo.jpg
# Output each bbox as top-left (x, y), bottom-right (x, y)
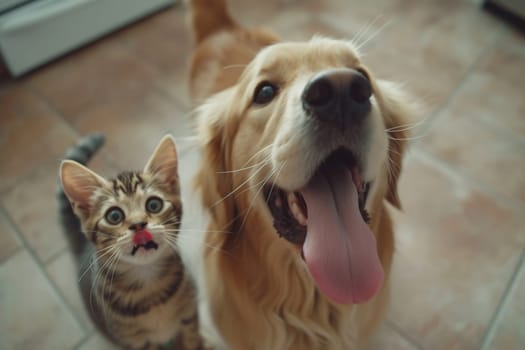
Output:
top-left (133, 230), bottom-right (153, 246)
top-left (300, 163), bottom-right (383, 304)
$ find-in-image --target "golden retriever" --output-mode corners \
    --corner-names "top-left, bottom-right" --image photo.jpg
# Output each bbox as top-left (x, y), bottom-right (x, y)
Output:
top-left (185, 0), bottom-right (416, 348)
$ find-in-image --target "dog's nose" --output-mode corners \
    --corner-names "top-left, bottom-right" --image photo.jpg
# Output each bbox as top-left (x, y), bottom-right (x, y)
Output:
top-left (302, 68), bottom-right (372, 127)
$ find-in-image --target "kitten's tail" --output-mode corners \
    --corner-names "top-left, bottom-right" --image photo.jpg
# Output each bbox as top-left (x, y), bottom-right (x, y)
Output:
top-left (57, 133), bottom-right (105, 256)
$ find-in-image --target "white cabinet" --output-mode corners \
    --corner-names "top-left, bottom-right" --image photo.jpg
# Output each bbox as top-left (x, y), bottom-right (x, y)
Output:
top-left (0, 0), bottom-right (176, 76)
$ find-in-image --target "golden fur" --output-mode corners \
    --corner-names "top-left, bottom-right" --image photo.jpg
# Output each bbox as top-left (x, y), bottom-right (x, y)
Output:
top-left (187, 1), bottom-right (416, 348)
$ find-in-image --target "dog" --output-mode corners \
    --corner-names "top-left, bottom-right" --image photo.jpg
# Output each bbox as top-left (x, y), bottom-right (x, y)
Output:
top-left (184, 0), bottom-right (416, 348)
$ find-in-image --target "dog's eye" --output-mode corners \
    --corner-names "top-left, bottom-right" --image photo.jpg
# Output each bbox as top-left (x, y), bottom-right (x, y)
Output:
top-left (253, 82), bottom-right (278, 105)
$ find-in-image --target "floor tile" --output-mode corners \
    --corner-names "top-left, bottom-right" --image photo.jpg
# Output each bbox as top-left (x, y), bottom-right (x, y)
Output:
top-left (77, 332), bottom-right (117, 350)
top-left (315, 0), bottom-right (401, 41)
top-left (344, 0), bottom-right (501, 113)
top-left (386, 152), bottom-right (525, 349)
top-left (1, 157), bottom-right (113, 263)
top-left (486, 256), bottom-right (525, 350)
top-left (1, 163), bottom-right (68, 263)
top-left (0, 209), bottom-right (20, 263)
top-left (72, 92), bottom-right (191, 171)
top-left (0, 250), bottom-right (85, 349)
top-left (498, 24), bottom-right (525, 56)
top-left (46, 251), bottom-right (94, 332)
top-left (270, 11), bottom-right (341, 41)
top-left (0, 86), bottom-right (78, 192)
top-left (365, 323), bottom-right (419, 350)
top-left (24, 35), bottom-right (163, 121)
top-left (421, 95), bottom-right (525, 205)
top-left (434, 29), bottom-right (525, 143)
top-left (116, 6), bottom-right (192, 104)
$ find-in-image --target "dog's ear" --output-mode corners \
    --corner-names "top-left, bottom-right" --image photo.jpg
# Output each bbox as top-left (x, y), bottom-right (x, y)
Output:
top-left (375, 80), bottom-right (419, 209)
top-left (195, 88), bottom-right (240, 230)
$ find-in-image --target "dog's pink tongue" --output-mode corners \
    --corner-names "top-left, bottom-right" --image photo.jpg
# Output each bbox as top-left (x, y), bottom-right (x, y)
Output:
top-left (300, 164), bottom-right (383, 304)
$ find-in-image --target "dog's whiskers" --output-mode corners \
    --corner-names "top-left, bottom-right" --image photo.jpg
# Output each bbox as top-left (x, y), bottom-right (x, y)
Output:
top-left (387, 133), bottom-right (427, 142)
top-left (217, 157), bottom-right (270, 174)
top-left (386, 116), bottom-right (429, 133)
top-left (168, 228), bottom-right (233, 234)
top-left (353, 16), bottom-right (391, 53)
top-left (211, 153), bottom-right (272, 208)
top-left (351, 15), bottom-right (383, 49)
top-left (241, 143), bottom-right (273, 168)
top-left (238, 161), bottom-right (286, 233)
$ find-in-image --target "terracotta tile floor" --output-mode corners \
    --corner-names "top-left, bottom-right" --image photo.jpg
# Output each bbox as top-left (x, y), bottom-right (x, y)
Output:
top-left (1, 1), bottom-right (524, 349)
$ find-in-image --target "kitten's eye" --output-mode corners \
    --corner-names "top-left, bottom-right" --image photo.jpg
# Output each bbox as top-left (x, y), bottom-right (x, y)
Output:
top-left (105, 207), bottom-right (124, 225)
top-left (146, 197), bottom-right (163, 214)
top-left (253, 82), bottom-right (278, 105)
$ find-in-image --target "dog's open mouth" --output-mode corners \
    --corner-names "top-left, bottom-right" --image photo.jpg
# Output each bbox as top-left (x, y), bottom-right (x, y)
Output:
top-left (265, 149), bottom-right (370, 244)
top-left (264, 148), bottom-right (384, 304)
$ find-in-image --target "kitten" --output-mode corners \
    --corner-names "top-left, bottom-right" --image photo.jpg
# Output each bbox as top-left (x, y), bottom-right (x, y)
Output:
top-left (58, 134), bottom-right (204, 350)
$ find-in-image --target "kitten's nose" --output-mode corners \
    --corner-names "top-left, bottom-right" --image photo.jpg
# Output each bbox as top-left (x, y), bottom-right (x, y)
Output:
top-left (129, 221), bottom-right (147, 231)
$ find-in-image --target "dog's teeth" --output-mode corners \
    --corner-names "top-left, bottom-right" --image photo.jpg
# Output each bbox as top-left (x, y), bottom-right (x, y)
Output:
top-left (287, 192), bottom-right (297, 203)
top-left (291, 202), bottom-right (307, 226)
top-left (287, 192), bottom-right (307, 225)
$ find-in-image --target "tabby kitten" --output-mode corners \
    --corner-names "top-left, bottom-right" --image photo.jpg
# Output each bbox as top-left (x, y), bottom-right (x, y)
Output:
top-left (58, 134), bottom-right (204, 350)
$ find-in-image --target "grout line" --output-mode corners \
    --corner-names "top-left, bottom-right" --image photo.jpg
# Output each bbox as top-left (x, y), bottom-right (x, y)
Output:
top-left (21, 84), bottom-right (120, 172)
top-left (410, 148), bottom-right (525, 213)
top-left (385, 319), bottom-right (425, 350)
top-left (21, 83), bottom-right (83, 138)
top-left (117, 43), bottom-right (191, 110)
top-left (0, 245), bottom-right (22, 265)
top-left (119, 40), bottom-right (190, 107)
top-left (479, 248), bottom-right (525, 350)
top-left (73, 330), bottom-right (96, 350)
top-left (0, 208), bottom-right (24, 264)
top-left (44, 246), bottom-right (69, 266)
top-left (0, 83), bottom-right (118, 195)
top-left (90, 14), bottom-right (192, 111)
top-left (0, 171), bottom-right (33, 197)
top-left (412, 24), bottom-right (507, 143)
top-left (21, 60), bottom-right (191, 171)
top-left (476, 113), bottom-right (525, 149)
top-left (0, 205), bottom-right (91, 334)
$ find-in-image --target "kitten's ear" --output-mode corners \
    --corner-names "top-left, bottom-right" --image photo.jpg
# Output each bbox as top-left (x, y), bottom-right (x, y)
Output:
top-left (60, 160), bottom-right (107, 212)
top-left (144, 135), bottom-right (179, 186)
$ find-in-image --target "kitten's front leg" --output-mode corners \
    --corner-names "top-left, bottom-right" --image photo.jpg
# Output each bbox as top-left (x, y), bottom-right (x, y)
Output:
top-left (179, 312), bottom-right (206, 350)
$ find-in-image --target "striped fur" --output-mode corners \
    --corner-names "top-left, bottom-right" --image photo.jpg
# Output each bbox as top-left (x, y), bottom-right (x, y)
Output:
top-left (58, 134), bottom-right (205, 350)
